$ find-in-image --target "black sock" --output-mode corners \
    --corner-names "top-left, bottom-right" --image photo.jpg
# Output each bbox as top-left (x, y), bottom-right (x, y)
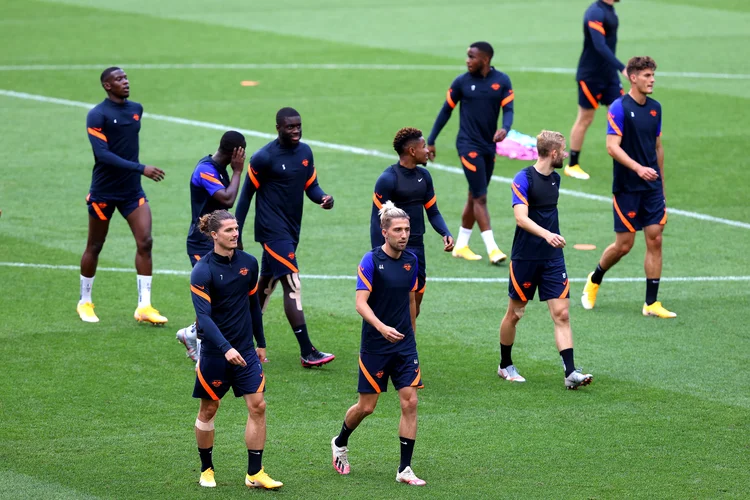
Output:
top-left (591, 264), bottom-right (607, 285)
top-left (198, 447), bottom-right (213, 472)
top-left (292, 324), bottom-right (314, 357)
top-left (334, 421), bottom-right (354, 448)
top-left (500, 343), bottom-right (514, 369)
top-left (247, 449), bottom-right (263, 476)
top-left (570, 150), bottom-right (580, 166)
top-left (560, 348), bottom-right (575, 377)
top-left (398, 437), bottom-right (415, 473)
top-left (645, 278), bottom-right (660, 305)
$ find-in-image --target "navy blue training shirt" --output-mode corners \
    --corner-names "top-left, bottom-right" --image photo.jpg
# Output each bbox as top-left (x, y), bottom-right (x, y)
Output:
top-left (235, 139), bottom-right (326, 244)
top-left (607, 94), bottom-right (663, 193)
top-left (427, 68), bottom-right (514, 156)
top-left (511, 166), bottom-right (563, 261)
top-left (187, 155), bottom-right (231, 254)
top-left (356, 247), bottom-right (418, 355)
top-left (370, 164), bottom-right (451, 248)
top-left (86, 99), bottom-right (145, 200)
top-left (190, 250), bottom-right (266, 357)
top-left (576, 0), bottom-right (625, 82)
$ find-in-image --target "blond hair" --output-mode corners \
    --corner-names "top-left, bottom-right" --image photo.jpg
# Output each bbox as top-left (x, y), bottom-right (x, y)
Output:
top-left (536, 130), bottom-right (565, 158)
top-left (379, 200), bottom-right (409, 229)
top-left (198, 209), bottom-right (235, 236)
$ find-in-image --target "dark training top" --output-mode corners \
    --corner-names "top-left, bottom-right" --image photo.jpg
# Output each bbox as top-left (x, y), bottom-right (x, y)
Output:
top-left (607, 94), bottom-right (663, 193)
top-left (190, 250), bottom-right (266, 357)
top-left (576, 0), bottom-right (625, 82)
top-left (235, 139), bottom-right (327, 244)
top-left (510, 166), bottom-right (564, 261)
top-left (356, 247), bottom-right (418, 355)
top-left (86, 98), bottom-right (145, 200)
top-left (370, 164), bottom-right (451, 248)
top-left (187, 155), bottom-right (231, 253)
top-left (427, 68), bottom-right (514, 156)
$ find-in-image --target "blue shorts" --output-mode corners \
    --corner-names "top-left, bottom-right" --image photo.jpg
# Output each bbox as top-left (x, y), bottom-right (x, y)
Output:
top-left (406, 246), bottom-right (426, 294)
top-left (613, 190), bottom-right (667, 233)
top-left (260, 240), bottom-right (299, 279)
top-left (187, 241), bottom-right (213, 268)
top-left (509, 258), bottom-right (570, 302)
top-left (86, 193), bottom-right (147, 220)
top-left (459, 151), bottom-right (495, 198)
top-left (358, 351), bottom-right (424, 393)
top-left (578, 79), bottom-right (624, 109)
top-left (193, 352), bottom-right (265, 400)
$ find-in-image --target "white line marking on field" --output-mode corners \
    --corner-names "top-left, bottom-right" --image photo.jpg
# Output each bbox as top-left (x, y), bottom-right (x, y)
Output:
top-left (2, 262), bottom-right (749, 284)
top-left (1, 88), bottom-right (749, 230)
top-left (0, 63), bottom-right (748, 80)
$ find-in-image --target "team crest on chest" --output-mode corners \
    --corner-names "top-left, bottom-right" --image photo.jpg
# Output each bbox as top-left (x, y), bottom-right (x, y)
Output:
top-left (239, 267), bottom-right (248, 276)
top-left (491, 83), bottom-right (500, 91)
top-left (650, 110), bottom-right (658, 117)
top-left (133, 113), bottom-right (140, 121)
top-left (302, 159), bottom-right (309, 167)
top-left (403, 263), bottom-right (412, 272)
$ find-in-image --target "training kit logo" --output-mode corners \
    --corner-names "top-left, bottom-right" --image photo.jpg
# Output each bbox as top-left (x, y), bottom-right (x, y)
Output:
top-left (133, 113), bottom-right (140, 121)
top-left (302, 159), bottom-right (309, 167)
top-left (288, 252), bottom-right (295, 260)
top-left (211, 380), bottom-right (222, 388)
top-left (239, 267), bottom-right (248, 276)
top-left (403, 264), bottom-right (412, 272)
top-left (468, 151), bottom-right (478, 159)
top-left (523, 282), bottom-right (532, 289)
top-left (628, 211), bottom-right (637, 219)
top-left (491, 83), bottom-right (500, 91)
top-left (650, 110), bottom-right (658, 117)
top-left (375, 371), bottom-right (384, 379)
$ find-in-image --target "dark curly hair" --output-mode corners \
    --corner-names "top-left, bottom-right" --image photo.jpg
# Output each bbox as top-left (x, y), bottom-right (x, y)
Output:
top-left (626, 56), bottom-right (657, 75)
top-left (393, 127), bottom-right (423, 155)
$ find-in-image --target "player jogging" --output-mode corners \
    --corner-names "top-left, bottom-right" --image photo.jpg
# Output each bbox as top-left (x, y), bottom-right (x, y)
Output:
top-left (500, 131), bottom-right (593, 389)
top-left (427, 41), bottom-right (513, 264)
top-left (77, 67), bottom-right (167, 325)
top-left (565, 0), bottom-right (628, 180)
top-left (581, 57), bottom-right (675, 318)
top-left (176, 131), bottom-right (247, 362)
top-left (331, 201), bottom-right (426, 486)
top-left (190, 210), bottom-right (282, 490)
top-left (370, 127), bottom-right (454, 317)
top-left (235, 107), bottom-right (335, 368)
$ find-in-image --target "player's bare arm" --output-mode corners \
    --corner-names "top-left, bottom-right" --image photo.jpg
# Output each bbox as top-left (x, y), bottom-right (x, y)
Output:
top-left (606, 135), bottom-right (658, 181)
top-left (409, 291), bottom-right (417, 333)
top-left (655, 136), bottom-right (665, 199)
top-left (513, 204), bottom-right (566, 249)
top-left (356, 290), bottom-right (404, 343)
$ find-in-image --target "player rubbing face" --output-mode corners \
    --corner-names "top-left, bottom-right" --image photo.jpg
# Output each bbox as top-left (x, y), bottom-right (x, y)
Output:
top-left (465, 47), bottom-right (489, 76)
top-left (211, 219), bottom-right (239, 252)
top-left (103, 69), bottom-right (130, 99)
top-left (630, 67), bottom-right (655, 95)
top-left (277, 115), bottom-right (302, 145)
top-left (382, 217), bottom-right (410, 253)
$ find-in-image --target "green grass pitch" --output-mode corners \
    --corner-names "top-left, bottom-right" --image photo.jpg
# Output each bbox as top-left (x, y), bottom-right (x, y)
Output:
top-left (0, 0), bottom-right (749, 498)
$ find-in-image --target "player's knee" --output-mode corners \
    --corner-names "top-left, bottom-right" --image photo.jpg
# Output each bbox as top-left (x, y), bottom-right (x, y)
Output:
top-left (552, 307), bottom-right (570, 324)
top-left (137, 235), bottom-right (153, 254)
top-left (199, 404), bottom-right (219, 422)
top-left (358, 401), bottom-right (377, 416)
top-left (249, 398), bottom-right (266, 417)
top-left (647, 232), bottom-right (663, 249)
top-left (617, 240), bottom-right (634, 256)
top-left (86, 240), bottom-right (105, 256)
top-left (507, 305), bottom-right (525, 323)
top-left (400, 393), bottom-right (418, 414)
top-left (473, 194), bottom-right (488, 206)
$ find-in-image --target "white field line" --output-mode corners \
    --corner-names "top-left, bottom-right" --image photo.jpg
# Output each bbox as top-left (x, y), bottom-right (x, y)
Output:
top-left (1, 88), bottom-right (749, 230)
top-left (0, 63), bottom-right (749, 80)
top-left (2, 262), bottom-right (749, 284)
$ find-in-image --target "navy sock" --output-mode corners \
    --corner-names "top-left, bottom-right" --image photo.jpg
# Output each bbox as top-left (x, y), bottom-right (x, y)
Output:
top-left (247, 449), bottom-right (263, 476)
top-left (398, 437), bottom-right (415, 473)
top-left (198, 447), bottom-right (213, 472)
top-left (560, 348), bottom-right (576, 377)
top-left (646, 278), bottom-right (660, 305)
top-left (500, 343), bottom-right (514, 369)
top-left (591, 264), bottom-right (607, 285)
top-left (570, 150), bottom-right (580, 166)
top-left (335, 421), bottom-right (354, 448)
top-left (293, 324), bottom-right (314, 357)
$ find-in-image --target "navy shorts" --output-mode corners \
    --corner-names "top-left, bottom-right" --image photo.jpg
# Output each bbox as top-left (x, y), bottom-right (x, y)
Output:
top-left (260, 240), bottom-right (299, 279)
top-left (578, 79), bottom-right (624, 109)
top-left (406, 246), bottom-right (426, 294)
top-left (193, 352), bottom-right (265, 400)
top-left (509, 258), bottom-right (570, 302)
top-left (86, 193), bottom-right (147, 220)
top-left (613, 190), bottom-right (667, 233)
top-left (187, 241), bottom-right (213, 268)
top-left (358, 351), bottom-right (424, 393)
top-left (459, 151), bottom-right (495, 198)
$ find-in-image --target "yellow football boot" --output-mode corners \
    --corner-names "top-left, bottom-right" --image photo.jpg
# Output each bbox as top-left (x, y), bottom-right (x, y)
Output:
top-left (245, 468), bottom-right (283, 489)
top-left (581, 272), bottom-right (599, 310)
top-left (642, 301), bottom-right (677, 318)
top-left (76, 302), bottom-right (99, 323)
top-left (489, 248), bottom-right (508, 265)
top-left (452, 246), bottom-right (483, 261)
top-left (134, 305), bottom-right (168, 325)
top-left (564, 164), bottom-right (590, 180)
top-left (199, 468), bottom-right (216, 488)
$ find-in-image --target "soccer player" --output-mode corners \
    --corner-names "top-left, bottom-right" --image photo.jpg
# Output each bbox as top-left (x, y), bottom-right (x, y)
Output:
top-left (370, 127), bottom-right (454, 317)
top-left (190, 210), bottom-right (282, 490)
top-left (77, 67), bottom-right (167, 324)
top-left (427, 41), bottom-right (513, 264)
top-left (581, 57), bottom-right (675, 318)
top-left (176, 131), bottom-right (247, 362)
top-left (500, 131), bottom-right (593, 389)
top-left (235, 107), bottom-right (335, 368)
top-left (331, 201), bottom-right (425, 485)
top-left (565, 0), bottom-right (628, 180)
